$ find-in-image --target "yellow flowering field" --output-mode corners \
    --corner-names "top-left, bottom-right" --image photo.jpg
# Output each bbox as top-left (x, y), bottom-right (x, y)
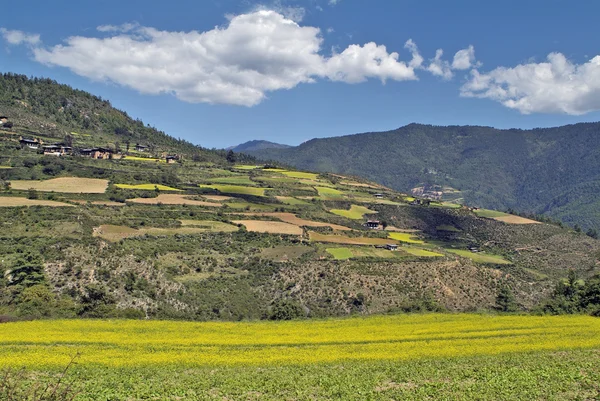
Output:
top-left (1, 314), bottom-right (599, 369)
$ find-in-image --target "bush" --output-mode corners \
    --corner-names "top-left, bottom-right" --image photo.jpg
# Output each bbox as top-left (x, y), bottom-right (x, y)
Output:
top-left (269, 299), bottom-right (304, 320)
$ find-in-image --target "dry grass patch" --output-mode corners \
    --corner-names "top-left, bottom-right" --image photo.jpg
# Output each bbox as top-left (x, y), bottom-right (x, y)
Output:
top-left (0, 197), bottom-right (74, 207)
top-left (494, 215), bottom-right (541, 224)
top-left (93, 222), bottom-right (237, 242)
top-left (233, 212), bottom-right (351, 231)
top-left (129, 194), bottom-right (221, 207)
top-left (10, 177), bottom-right (109, 193)
top-left (233, 220), bottom-right (303, 235)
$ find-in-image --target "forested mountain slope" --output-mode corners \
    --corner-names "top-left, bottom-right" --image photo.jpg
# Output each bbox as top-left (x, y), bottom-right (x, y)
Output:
top-left (0, 73), bottom-right (240, 163)
top-left (248, 123), bottom-right (600, 230)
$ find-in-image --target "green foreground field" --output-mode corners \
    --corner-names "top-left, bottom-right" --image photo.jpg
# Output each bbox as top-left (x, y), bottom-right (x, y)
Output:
top-left (2, 314), bottom-right (600, 400)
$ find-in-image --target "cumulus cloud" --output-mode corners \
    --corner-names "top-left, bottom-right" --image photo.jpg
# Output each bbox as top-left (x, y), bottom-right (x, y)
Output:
top-left (26, 10), bottom-right (425, 106)
top-left (0, 28), bottom-right (40, 46)
top-left (427, 49), bottom-right (453, 80)
top-left (452, 45), bottom-right (476, 70)
top-left (461, 52), bottom-right (600, 115)
top-left (326, 42), bottom-right (420, 83)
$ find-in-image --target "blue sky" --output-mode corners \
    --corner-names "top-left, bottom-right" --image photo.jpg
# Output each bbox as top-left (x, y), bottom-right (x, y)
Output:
top-left (2, 0), bottom-right (600, 148)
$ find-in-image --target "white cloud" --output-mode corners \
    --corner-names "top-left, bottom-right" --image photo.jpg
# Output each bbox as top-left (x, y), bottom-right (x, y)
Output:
top-left (0, 28), bottom-right (40, 46)
top-left (452, 45), bottom-right (476, 70)
top-left (329, 0), bottom-right (341, 5)
top-left (427, 49), bottom-right (453, 80)
top-left (461, 52), bottom-right (600, 115)
top-left (326, 42), bottom-right (419, 83)
top-left (404, 39), bottom-right (424, 69)
top-left (96, 23), bottom-right (139, 33)
top-left (27, 11), bottom-right (424, 106)
top-left (326, 27), bottom-right (334, 34)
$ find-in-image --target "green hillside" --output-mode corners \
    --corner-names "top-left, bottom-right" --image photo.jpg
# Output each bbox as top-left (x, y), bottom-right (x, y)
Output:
top-left (0, 75), bottom-right (599, 322)
top-left (0, 73), bottom-right (250, 164)
top-left (248, 123), bottom-right (600, 231)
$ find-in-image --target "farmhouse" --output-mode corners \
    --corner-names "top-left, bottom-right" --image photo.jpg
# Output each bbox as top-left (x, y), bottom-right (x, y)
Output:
top-left (19, 136), bottom-right (42, 149)
top-left (0, 116), bottom-right (8, 125)
top-left (365, 220), bottom-right (381, 229)
top-left (373, 193), bottom-right (384, 199)
top-left (385, 244), bottom-right (399, 251)
top-left (165, 155), bottom-right (179, 164)
top-left (79, 147), bottom-right (114, 160)
top-left (135, 144), bottom-right (148, 152)
top-left (43, 144), bottom-right (72, 156)
top-left (410, 199), bottom-right (431, 206)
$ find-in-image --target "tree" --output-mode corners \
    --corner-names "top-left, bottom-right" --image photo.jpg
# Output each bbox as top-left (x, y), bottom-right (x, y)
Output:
top-left (269, 299), bottom-right (304, 320)
top-left (226, 150), bottom-right (237, 163)
top-left (586, 228), bottom-right (598, 239)
top-left (495, 286), bottom-right (518, 312)
top-left (63, 133), bottom-right (73, 147)
top-left (6, 252), bottom-right (45, 288)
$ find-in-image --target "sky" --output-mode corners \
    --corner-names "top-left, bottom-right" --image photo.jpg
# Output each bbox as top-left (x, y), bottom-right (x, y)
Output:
top-left (1, 0), bottom-right (600, 148)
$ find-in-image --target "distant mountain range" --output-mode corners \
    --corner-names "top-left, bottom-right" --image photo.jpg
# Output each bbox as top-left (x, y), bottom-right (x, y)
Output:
top-left (245, 123), bottom-right (600, 230)
top-left (228, 140), bottom-right (291, 153)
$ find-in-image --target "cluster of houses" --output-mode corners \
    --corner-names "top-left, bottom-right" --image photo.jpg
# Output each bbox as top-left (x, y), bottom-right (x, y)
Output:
top-left (18, 136), bottom-right (180, 163)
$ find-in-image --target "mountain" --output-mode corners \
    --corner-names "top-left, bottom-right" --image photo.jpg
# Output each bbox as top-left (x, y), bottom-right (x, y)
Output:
top-left (247, 123), bottom-right (600, 231)
top-left (228, 140), bottom-right (291, 153)
top-left (0, 74), bottom-right (599, 322)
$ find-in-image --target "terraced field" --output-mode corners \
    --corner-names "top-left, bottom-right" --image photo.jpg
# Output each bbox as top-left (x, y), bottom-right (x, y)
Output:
top-left (93, 222), bottom-right (238, 241)
top-left (10, 177), bottom-right (109, 193)
top-left (330, 204), bottom-right (378, 219)
top-left (232, 220), bottom-right (304, 235)
top-left (199, 184), bottom-right (268, 196)
top-left (0, 196), bottom-right (74, 207)
top-left (128, 194), bottom-right (220, 206)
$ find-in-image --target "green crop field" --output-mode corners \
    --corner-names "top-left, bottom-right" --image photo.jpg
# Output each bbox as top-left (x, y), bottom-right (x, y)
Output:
top-left (280, 170), bottom-right (320, 180)
top-left (276, 196), bottom-right (310, 205)
top-left (114, 183), bottom-right (182, 191)
top-left (2, 315), bottom-right (600, 400)
top-left (404, 248), bottom-right (444, 257)
top-left (206, 176), bottom-right (256, 185)
top-left (388, 232), bottom-right (424, 244)
top-left (199, 184), bottom-right (267, 196)
top-left (315, 186), bottom-right (345, 198)
top-left (330, 204), bottom-right (377, 219)
top-left (326, 247), bottom-right (354, 259)
top-left (233, 165), bottom-right (262, 170)
top-left (475, 209), bottom-right (510, 218)
top-left (447, 249), bottom-right (512, 264)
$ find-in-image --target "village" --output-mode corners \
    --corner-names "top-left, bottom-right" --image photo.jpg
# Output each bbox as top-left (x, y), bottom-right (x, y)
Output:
top-left (18, 135), bottom-right (181, 163)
